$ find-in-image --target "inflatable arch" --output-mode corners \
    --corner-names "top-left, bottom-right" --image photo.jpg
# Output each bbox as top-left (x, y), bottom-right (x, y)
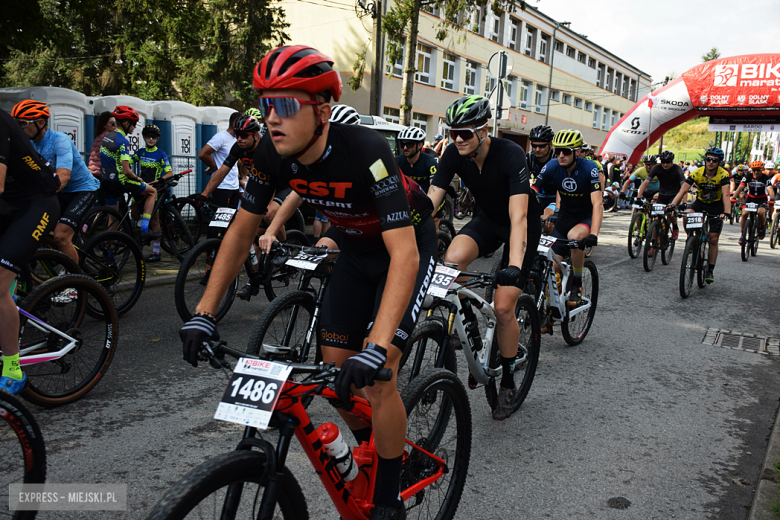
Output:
top-left (599, 53), bottom-right (780, 163)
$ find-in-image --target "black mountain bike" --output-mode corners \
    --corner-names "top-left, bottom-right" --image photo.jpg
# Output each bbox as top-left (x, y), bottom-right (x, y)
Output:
top-left (643, 203), bottom-right (677, 272)
top-left (739, 202), bottom-right (766, 261)
top-left (679, 210), bottom-right (723, 298)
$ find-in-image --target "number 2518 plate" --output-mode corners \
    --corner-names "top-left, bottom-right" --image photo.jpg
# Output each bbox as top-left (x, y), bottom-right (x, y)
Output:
top-left (214, 358), bottom-right (293, 430)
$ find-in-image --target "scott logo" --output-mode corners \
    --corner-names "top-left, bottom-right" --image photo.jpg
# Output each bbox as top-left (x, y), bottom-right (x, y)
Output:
top-left (714, 64), bottom-right (739, 87)
top-left (631, 117), bottom-right (640, 130)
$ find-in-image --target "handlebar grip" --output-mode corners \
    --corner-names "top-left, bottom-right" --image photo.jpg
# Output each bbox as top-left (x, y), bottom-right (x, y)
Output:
top-left (376, 368), bottom-right (393, 381)
top-left (179, 169), bottom-right (193, 175)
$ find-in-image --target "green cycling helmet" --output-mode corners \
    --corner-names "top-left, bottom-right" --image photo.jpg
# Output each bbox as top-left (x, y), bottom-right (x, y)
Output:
top-left (445, 95), bottom-right (491, 128)
top-left (244, 108), bottom-right (262, 119)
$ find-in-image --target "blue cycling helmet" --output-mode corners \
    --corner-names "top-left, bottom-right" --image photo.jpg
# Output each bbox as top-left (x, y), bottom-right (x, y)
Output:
top-left (704, 146), bottom-right (724, 161)
top-left (434, 134), bottom-right (444, 141)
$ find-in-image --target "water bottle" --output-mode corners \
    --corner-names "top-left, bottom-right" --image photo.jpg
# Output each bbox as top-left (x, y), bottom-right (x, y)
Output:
top-left (249, 245), bottom-right (258, 266)
top-left (316, 423), bottom-right (358, 481)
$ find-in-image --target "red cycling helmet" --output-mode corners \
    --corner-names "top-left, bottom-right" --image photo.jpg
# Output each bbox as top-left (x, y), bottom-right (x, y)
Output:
top-left (112, 105), bottom-right (140, 122)
top-left (253, 45), bottom-right (342, 102)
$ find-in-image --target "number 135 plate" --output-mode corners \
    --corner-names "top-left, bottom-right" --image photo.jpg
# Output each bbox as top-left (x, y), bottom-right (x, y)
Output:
top-left (427, 265), bottom-right (460, 298)
top-left (214, 358), bottom-right (293, 430)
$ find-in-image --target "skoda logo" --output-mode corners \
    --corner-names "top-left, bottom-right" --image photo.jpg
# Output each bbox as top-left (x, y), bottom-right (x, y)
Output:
top-left (562, 178), bottom-right (578, 192)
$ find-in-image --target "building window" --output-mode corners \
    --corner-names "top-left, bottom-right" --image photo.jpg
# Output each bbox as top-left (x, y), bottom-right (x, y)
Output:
top-left (565, 46), bottom-right (575, 58)
top-left (520, 80), bottom-right (531, 110)
top-left (621, 78), bottom-right (628, 97)
top-left (485, 74), bottom-right (496, 96)
top-left (539, 34), bottom-right (549, 62)
top-left (593, 105), bottom-right (601, 128)
top-left (413, 112), bottom-right (428, 134)
top-left (554, 40), bottom-right (563, 53)
top-left (562, 93), bottom-right (572, 105)
top-left (577, 51), bottom-right (587, 64)
top-left (588, 57), bottom-right (596, 68)
top-left (464, 61), bottom-right (478, 95)
top-left (611, 111), bottom-right (618, 127)
top-left (386, 40), bottom-right (404, 77)
top-left (383, 107), bottom-right (399, 124)
top-left (584, 101), bottom-right (593, 112)
top-left (535, 86), bottom-right (546, 114)
top-left (524, 27), bottom-right (535, 57)
top-left (550, 90), bottom-right (560, 102)
top-left (602, 108), bottom-right (609, 131)
top-left (486, 12), bottom-right (500, 43)
top-left (613, 74), bottom-right (620, 94)
top-left (504, 76), bottom-right (516, 107)
top-left (469, 7), bottom-right (481, 34)
top-left (508, 19), bottom-right (518, 50)
top-left (441, 53), bottom-right (456, 91)
top-left (596, 67), bottom-right (602, 88)
top-left (415, 43), bottom-right (432, 85)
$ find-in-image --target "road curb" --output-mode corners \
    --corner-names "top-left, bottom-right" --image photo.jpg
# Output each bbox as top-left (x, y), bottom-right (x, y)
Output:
top-left (749, 403), bottom-right (780, 520)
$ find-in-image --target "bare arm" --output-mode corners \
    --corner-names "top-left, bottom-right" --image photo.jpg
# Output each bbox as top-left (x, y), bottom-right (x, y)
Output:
top-left (195, 208), bottom-right (264, 315)
top-left (366, 226), bottom-right (419, 350)
top-left (590, 190), bottom-right (604, 236)
top-left (121, 160), bottom-right (141, 182)
top-left (0, 164), bottom-right (6, 197)
top-left (721, 185), bottom-right (731, 215)
top-left (198, 144), bottom-right (218, 171)
top-left (55, 168), bottom-right (71, 192)
top-left (732, 184), bottom-right (744, 198)
top-left (201, 163), bottom-right (236, 197)
top-left (258, 191), bottom-right (304, 253)
top-left (507, 193), bottom-right (528, 268)
top-left (427, 185), bottom-right (446, 212)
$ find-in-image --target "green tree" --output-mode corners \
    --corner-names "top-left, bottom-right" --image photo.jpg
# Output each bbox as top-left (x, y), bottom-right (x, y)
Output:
top-left (701, 46), bottom-right (720, 62)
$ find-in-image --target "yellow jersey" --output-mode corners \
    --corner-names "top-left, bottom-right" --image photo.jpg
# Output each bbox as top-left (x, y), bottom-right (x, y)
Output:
top-left (685, 166), bottom-right (730, 203)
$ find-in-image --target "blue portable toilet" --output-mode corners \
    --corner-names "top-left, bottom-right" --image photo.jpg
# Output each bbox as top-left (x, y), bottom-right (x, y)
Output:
top-left (198, 106), bottom-right (238, 191)
top-left (0, 86), bottom-right (91, 154)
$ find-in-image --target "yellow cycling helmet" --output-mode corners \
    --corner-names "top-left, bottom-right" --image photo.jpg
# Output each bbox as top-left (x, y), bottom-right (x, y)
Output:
top-left (551, 129), bottom-right (584, 149)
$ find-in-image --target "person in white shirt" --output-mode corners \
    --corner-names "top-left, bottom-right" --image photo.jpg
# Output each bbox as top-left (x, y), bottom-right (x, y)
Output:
top-left (197, 111), bottom-right (241, 208)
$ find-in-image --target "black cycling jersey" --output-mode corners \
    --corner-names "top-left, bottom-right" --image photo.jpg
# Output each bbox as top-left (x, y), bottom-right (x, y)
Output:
top-left (648, 164), bottom-right (685, 197)
top-left (741, 172), bottom-right (772, 199)
top-left (732, 172), bottom-right (744, 185)
top-left (396, 152), bottom-right (437, 192)
top-left (532, 157), bottom-right (601, 217)
top-left (529, 153), bottom-right (556, 201)
top-left (432, 138), bottom-right (542, 224)
top-left (0, 109), bottom-right (59, 199)
top-left (243, 123), bottom-right (432, 247)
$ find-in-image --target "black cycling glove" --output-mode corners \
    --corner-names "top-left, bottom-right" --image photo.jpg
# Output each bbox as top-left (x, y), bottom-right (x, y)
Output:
top-left (335, 343), bottom-right (387, 402)
top-left (495, 265), bottom-right (526, 289)
top-left (583, 234), bottom-right (598, 248)
top-left (619, 192), bottom-right (626, 200)
top-left (191, 194), bottom-right (208, 208)
top-left (180, 315), bottom-right (219, 367)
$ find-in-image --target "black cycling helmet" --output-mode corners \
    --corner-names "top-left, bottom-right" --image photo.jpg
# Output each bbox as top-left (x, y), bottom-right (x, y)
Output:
top-left (704, 146), bottom-right (724, 161)
top-left (233, 115), bottom-right (261, 134)
top-left (142, 124), bottom-right (161, 138)
top-left (659, 150), bottom-right (675, 162)
top-left (641, 154), bottom-right (653, 163)
top-left (445, 95), bottom-right (491, 128)
top-left (529, 125), bottom-right (555, 143)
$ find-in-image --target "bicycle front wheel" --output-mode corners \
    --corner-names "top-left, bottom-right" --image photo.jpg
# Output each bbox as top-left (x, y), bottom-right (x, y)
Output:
top-left (20, 274), bottom-right (119, 407)
top-left (627, 213), bottom-right (644, 258)
top-left (770, 217), bottom-right (779, 249)
top-left (697, 237), bottom-right (709, 288)
top-left (751, 220), bottom-right (759, 256)
top-left (247, 290), bottom-right (317, 361)
top-left (561, 261), bottom-right (598, 346)
top-left (485, 294), bottom-right (540, 412)
top-left (643, 221), bottom-right (660, 272)
top-left (0, 392), bottom-right (47, 520)
top-left (661, 224), bottom-right (675, 265)
top-left (401, 368), bottom-right (471, 520)
top-left (263, 230), bottom-right (310, 302)
top-left (80, 230), bottom-right (145, 317)
top-left (174, 238), bottom-right (237, 323)
top-left (144, 450), bottom-right (307, 520)
top-left (174, 197), bottom-right (205, 244)
top-left (398, 319), bottom-right (456, 397)
top-left (679, 236), bottom-right (696, 298)
top-left (436, 230), bottom-right (451, 263)
top-left (160, 207), bottom-right (194, 261)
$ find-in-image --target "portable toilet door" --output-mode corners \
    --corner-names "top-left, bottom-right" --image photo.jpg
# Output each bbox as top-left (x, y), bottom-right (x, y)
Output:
top-left (90, 95), bottom-right (152, 155)
top-left (199, 106), bottom-right (237, 132)
top-left (151, 100), bottom-right (201, 197)
top-left (0, 86), bottom-right (90, 155)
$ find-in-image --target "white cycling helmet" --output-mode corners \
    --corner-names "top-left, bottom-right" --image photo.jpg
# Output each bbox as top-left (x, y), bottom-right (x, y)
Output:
top-left (329, 105), bottom-right (360, 125)
top-left (766, 160), bottom-right (776, 170)
top-left (398, 126), bottom-right (427, 142)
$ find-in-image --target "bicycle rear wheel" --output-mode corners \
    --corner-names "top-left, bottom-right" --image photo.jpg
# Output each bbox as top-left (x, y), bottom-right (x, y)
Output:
top-left (485, 294), bottom-right (540, 411)
top-left (0, 392), bottom-right (47, 520)
top-left (19, 274), bottom-right (118, 407)
top-left (438, 220), bottom-right (456, 240)
top-left (679, 237), bottom-right (696, 298)
top-left (144, 450), bottom-right (307, 520)
top-left (160, 207), bottom-right (195, 261)
top-left (561, 261), bottom-right (598, 346)
top-left (76, 206), bottom-right (129, 246)
top-left (263, 230), bottom-right (310, 301)
top-left (697, 237), bottom-right (709, 288)
top-left (770, 216), bottom-right (779, 249)
top-left (627, 213), bottom-right (644, 258)
top-left (401, 368), bottom-right (471, 520)
top-left (751, 220), bottom-right (759, 256)
top-left (16, 248), bottom-right (82, 301)
top-left (80, 230), bottom-right (145, 317)
top-left (643, 221), bottom-right (660, 272)
top-left (174, 238), bottom-right (238, 323)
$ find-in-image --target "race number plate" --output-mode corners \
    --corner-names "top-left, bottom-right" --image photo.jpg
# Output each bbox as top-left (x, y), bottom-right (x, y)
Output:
top-left (686, 213), bottom-right (703, 229)
top-left (632, 203), bottom-right (641, 209)
top-left (214, 358), bottom-right (293, 430)
top-left (744, 203), bottom-right (758, 213)
top-left (427, 265), bottom-right (460, 298)
top-left (286, 250), bottom-right (328, 270)
top-left (537, 236), bottom-right (557, 253)
top-left (210, 207), bottom-right (236, 228)
top-left (651, 204), bottom-right (666, 216)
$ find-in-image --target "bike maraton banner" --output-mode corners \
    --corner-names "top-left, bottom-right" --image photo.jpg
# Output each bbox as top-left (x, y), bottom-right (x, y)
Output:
top-left (599, 53), bottom-right (780, 164)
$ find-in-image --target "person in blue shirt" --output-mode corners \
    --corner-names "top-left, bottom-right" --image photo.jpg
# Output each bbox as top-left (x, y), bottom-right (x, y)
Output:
top-left (14, 100), bottom-right (100, 263)
top-left (131, 124), bottom-right (172, 261)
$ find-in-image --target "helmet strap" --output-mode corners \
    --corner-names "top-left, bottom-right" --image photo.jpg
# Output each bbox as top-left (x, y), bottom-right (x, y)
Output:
top-left (290, 100), bottom-right (325, 161)
top-left (31, 119), bottom-right (45, 141)
top-left (467, 126), bottom-right (487, 161)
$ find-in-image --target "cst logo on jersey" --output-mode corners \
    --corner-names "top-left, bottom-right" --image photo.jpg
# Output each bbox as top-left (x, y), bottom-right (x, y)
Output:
top-left (290, 179), bottom-right (352, 198)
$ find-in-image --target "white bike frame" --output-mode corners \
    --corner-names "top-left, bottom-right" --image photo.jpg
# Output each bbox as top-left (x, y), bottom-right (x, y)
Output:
top-left (17, 307), bottom-right (78, 365)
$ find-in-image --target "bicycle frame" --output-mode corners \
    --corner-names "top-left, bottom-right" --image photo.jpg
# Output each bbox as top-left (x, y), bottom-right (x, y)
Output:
top-left (535, 243), bottom-right (592, 322)
top-left (16, 307), bottom-right (78, 365)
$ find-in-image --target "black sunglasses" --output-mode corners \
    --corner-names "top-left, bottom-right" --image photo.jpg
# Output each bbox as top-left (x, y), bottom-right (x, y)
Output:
top-left (705, 157), bottom-right (720, 163)
top-left (554, 147), bottom-right (575, 157)
top-left (401, 141), bottom-right (419, 149)
top-left (531, 143), bottom-right (549, 150)
top-left (661, 160), bottom-right (673, 165)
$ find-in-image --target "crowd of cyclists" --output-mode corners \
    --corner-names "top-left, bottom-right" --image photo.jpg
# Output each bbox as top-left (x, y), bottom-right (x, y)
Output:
top-left (2, 43), bottom-right (779, 520)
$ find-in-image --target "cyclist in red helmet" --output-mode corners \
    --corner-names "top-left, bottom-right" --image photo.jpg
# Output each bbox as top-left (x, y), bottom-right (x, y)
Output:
top-left (98, 105), bottom-right (160, 241)
top-left (180, 45), bottom-right (436, 520)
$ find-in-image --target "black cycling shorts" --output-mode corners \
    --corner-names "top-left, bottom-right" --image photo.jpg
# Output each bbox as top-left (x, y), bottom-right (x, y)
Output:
top-left (551, 213), bottom-right (592, 256)
top-left (57, 191), bottom-right (96, 230)
top-left (691, 200), bottom-right (724, 235)
top-left (212, 188), bottom-right (240, 209)
top-left (318, 216), bottom-right (437, 353)
top-left (0, 195), bottom-right (60, 274)
top-left (457, 210), bottom-right (542, 286)
top-left (655, 194), bottom-right (675, 205)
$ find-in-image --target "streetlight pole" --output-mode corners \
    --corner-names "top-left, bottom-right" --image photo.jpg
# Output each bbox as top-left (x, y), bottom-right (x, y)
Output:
top-left (544, 21), bottom-right (569, 127)
top-left (368, 1), bottom-right (383, 116)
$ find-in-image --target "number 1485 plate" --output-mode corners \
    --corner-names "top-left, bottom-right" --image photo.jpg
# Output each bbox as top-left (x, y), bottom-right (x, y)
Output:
top-left (214, 358), bottom-right (293, 430)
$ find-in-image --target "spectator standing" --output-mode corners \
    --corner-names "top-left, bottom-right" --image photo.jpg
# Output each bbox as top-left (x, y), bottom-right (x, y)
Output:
top-left (89, 111), bottom-right (116, 177)
top-left (197, 111), bottom-right (240, 208)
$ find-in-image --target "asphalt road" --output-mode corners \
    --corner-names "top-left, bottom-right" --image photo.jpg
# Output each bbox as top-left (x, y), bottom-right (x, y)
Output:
top-left (20, 210), bottom-right (780, 519)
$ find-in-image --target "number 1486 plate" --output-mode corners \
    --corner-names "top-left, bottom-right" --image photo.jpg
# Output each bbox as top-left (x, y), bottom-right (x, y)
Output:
top-left (214, 358), bottom-right (293, 430)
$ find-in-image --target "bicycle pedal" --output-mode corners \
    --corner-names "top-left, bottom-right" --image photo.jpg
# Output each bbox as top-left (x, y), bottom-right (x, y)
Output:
top-left (468, 373), bottom-right (478, 390)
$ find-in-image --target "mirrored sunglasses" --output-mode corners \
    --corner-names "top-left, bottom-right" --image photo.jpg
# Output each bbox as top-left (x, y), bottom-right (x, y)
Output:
top-left (554, 147), bottom-right (575, 157)
top-left (258, 96), bottom-right (319, 119)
